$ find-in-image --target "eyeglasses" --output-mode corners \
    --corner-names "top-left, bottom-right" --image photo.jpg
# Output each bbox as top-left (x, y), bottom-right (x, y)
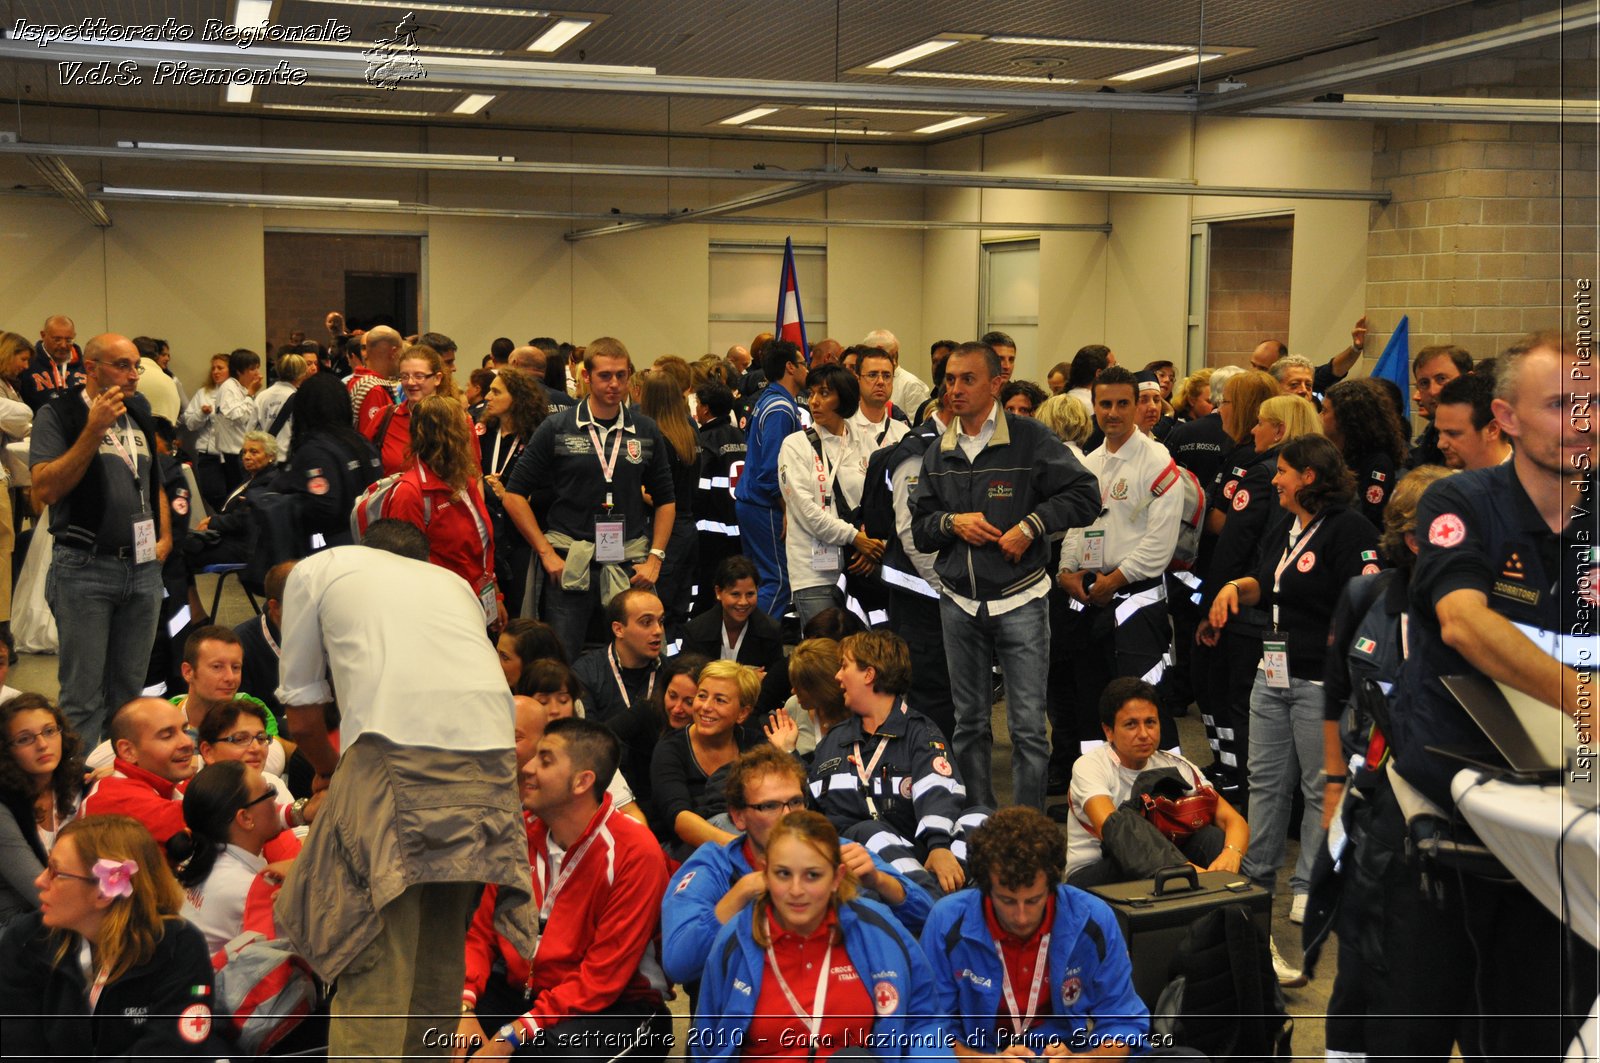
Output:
top-left (43, 863), bottom-right (98, 886)
top-left (217, 732), bottom-right (271, 748)
top-left (10, 724), bottom-right (61, 749)
top-left (399, 372), bottom-right (439, 383)
top-left (242, 789), bottom-right (278, 812)
top-left (97, 359), bottom-right (139, 373)
top-left (746, 797), bottom-right (808, 815)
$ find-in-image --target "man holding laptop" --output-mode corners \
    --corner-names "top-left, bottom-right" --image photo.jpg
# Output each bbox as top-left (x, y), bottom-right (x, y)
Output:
top-left (1369, 331), bottom-right (1596, 1061)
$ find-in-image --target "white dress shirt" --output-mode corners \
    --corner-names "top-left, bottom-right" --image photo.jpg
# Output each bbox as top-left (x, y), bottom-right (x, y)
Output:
top-left (847, 406), bottom-right (909, 453)
top-left (181, 843), bottom-right (267, 953)
top-left (891, 365), bottom-right (930, 416)
top-left (255, 380), bottom-right (297, 461)
top-left (1059, 428), bottom-right (1183, 581)
top-left (182, 380), bottom-right (257, 455)
top-left (276, 546), bottom-right (514, 753)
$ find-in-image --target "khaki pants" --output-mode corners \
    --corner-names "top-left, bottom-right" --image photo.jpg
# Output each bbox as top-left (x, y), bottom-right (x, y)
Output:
top-left (328, 881), bottom-right (481, 1063)
top-left (0, 485), bottom-right (14, 623)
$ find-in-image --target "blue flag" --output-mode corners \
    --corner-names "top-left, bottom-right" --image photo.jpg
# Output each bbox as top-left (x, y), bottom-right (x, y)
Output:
top-left (1369, 314), bottom-right (1411, 408)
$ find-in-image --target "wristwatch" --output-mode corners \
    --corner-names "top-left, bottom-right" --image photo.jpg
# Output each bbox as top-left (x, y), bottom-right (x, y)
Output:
top-left (648, 548), bottom-right (667, 560)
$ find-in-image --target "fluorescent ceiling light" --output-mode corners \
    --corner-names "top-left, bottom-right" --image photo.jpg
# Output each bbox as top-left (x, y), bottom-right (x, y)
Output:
top-left (802, 105), bottom-right (958, 116)
top-left (263, 103), bottom-right (436, 117)
top-left (234, 0), bottom-right (273, 27)
top-left (913, 115), bottom-right (986, 135)
top-left (99, 187), bottom-right (402, 209)
top-left (117, 140), bottom-right (517, 163)
top-left (893, 70), bottom-right (1077, 85)
top-left (300, 38), bottom-right (508, 56)
top-left (865, 38), bottom-right (963, 71)
top-left (299, 0), bottom-right (550, 14)
top-left (1110, 52), bottom-right (1221, 81)
top-left (225, 84), bottom-right (254, 104)
top-left (988, 36), bottom-right (1188, 51)
top-left (744, 125), bottom-right (892, 136)
top-left (300, 79), bottom-right (457, 92)
top-left (1339, 93), bottom-right (1597, 110)
top-left (720, 106), bottom-right (780, 125)
top-left (526, 18), bottom-right (593, 53)
top-left (453, 93), bottom-right (496, 114)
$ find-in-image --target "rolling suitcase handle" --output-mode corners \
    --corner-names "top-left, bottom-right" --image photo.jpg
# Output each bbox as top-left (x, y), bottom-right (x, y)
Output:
top-left (1152, 864), bottom-right (1200, 896)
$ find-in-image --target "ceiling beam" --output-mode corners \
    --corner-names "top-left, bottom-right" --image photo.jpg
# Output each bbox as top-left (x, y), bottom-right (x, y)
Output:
top-left (18, 187), bottom-right (1106, 233)
top-left (0, 143), bottom-right (1389, 203)
top-left (564, 181), bottom-right (838, 241)
top-left (1250, 99), bottom-right (1600, 123)
top-left (1201, 1), bottom-right (1600, 114)
top-left (26, 155), bottom-right (112, 227)
top-left (0, 37), bottom-right (1194, 114)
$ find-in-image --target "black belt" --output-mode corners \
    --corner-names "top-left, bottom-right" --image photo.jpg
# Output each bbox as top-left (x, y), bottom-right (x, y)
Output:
top-left (59, 539), bottom-right (140, 560)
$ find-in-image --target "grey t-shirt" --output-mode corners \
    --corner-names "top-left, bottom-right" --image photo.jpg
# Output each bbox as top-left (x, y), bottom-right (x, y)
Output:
top-left (30, 392), bottom-right (155, 549)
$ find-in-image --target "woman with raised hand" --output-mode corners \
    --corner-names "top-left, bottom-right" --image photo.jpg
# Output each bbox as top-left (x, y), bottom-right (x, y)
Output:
top-left (0, 814), bottom-right (222, 1057)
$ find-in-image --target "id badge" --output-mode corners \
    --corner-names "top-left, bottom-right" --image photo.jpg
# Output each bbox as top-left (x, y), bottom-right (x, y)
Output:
top-left (132, 516), bottom-right (157, 565)
top-left (1263, 639), bottom-right (1291, 689)
top-left (1081, 529), bottom-right (1105, 570)
top-left (811, 539), bottom-right (841, 572)
top-left (477, 581), bottom-right (499, 626)
top-left (594, 518), bottom-right (626, 563)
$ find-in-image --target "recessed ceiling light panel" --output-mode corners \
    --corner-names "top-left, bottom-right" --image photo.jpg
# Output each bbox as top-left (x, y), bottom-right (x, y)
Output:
top-left (1110, 52), bottom-right (1222, 81)
top-left (526, 17), bottom-right (593, 53)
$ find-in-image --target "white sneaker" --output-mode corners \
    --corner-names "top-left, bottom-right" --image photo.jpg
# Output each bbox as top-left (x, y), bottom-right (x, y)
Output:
top-left (1271, 936), bottom-right (1306, 988)
top-left (1289, 893), bottom-right (1308, 924)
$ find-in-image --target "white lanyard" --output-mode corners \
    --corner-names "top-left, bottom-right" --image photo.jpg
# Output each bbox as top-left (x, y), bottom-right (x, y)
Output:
top-left (221, 479), bottom-right (250, 510)
top-left (765, 940), bottom-right (834, 1046)
top-left (489, 430), bottom-right (523, 478)
top-left (608, 645), bottom-right (656, 710)
top-left (587, 417), bottom-right (625, 509)
top-left (852, 733), bottom-right (891, 818)
top-left (534, 830), bottom-right (600, 929)
top-left (995, 932), bottom-right (1051, 1038)
top-left (83, 393), bottom-right (142, 491)
top-left (1270, 513), bottom-right (1326, 630)
top-left (419, 465), bottom-right (494, 578)
top-left (260, 614), bottom-right (280, 658)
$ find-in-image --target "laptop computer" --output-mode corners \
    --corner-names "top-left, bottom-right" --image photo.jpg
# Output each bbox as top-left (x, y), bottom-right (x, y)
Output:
top-left (1425, 673), bottom-right (1567, 785)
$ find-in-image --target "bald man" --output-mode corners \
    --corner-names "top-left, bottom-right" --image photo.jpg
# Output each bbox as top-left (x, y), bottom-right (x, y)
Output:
top-left (810, 338), bottom-right (843, 367)
top-left (82, 697), bottom-right (198, 844)
top-left (348, 324), bottom-right (403, 431)
top-left (509, 345), bottom-right (576, 413)
top-left (20, 314), bottom-right (86, 410)
top-left (1248, 316), bottom-right (1368, 397)
top-left (865, 328), bottom-right (930, 414)
top-left (31, 334), bottom-right (171, 745)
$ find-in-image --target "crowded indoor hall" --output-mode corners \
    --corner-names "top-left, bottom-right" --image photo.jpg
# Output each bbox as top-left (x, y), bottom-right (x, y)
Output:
top-left (0, 0), bottom-right (1594, 1059)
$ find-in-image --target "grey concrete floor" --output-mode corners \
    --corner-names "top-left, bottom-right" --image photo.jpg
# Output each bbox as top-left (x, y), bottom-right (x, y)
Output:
top-left (11, 574), bottom-right (1336, 1056)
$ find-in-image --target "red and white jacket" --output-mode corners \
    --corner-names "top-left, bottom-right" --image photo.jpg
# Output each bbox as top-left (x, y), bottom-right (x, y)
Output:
top-left (463, 795), bottom-right (669, 1035)
top-left (85, 759), bottom-right (300, 861)
top-left (381, 463), bottom-right (497, 594)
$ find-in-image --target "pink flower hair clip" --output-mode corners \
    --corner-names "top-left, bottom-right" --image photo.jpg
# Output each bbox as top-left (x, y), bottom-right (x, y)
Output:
top-left (92, 858), bottom-right (139, 900)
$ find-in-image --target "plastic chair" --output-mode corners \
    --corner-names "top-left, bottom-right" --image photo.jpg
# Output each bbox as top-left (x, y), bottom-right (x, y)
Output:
top-left (202, 562), bottom-right (260, 624)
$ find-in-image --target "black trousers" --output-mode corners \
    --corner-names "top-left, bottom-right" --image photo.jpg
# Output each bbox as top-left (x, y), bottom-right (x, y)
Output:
top-left (192, 452), bottom-right (242, 514)
top-left (887, 584), bottom-right (955, 742)
top-left (475, 977), bottom-right (673, 1062)
top-left (1056, 581), bottom-right (1178, 767)
top-left (1356, 785), bottom-right (1597, 1062)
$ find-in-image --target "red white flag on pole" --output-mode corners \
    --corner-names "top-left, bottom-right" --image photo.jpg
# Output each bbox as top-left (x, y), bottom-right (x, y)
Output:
top-left (774, 237), bottom-right (810, 361)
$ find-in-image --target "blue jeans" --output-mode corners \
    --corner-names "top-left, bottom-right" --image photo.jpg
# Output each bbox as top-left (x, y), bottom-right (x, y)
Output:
top-left (45, 544), bottom-right (163, 746)
top-left (939, 593), bottom-right (1050, 811)
top-left (1241, 671), bottom-right (1326, 896)
top-left (792, 583), bottom-right (841, 630)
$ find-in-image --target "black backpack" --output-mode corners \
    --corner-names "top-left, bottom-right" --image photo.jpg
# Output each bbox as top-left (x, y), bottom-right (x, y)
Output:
top-left (858, 420), bottom-right (940, 544)
top-left (1152, 904), bottom-right (1292, 1061)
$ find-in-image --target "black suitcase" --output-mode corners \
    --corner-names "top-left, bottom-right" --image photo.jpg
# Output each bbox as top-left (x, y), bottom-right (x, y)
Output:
top-left (1084, 865), bottom-right (1272, 1008)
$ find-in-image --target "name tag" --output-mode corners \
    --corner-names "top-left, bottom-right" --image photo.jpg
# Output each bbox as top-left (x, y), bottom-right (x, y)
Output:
top-left (1262, 639), bottom-right (1290, 689)
top-left (132, 516), bottom-right (157, 565)
top-left (811, 539), bottom-right (841, 572)
top-left (594, 518), bottom-right (626, 563)
top-left (478, 581), bottom-right (499, 626)
top-left (1081, 529), bottom-right (1105, 570)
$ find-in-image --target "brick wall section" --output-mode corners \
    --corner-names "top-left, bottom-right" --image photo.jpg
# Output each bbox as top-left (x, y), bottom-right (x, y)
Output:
top-left (263, 232), bottom-right (422, 352)
top-left (1364, 13), bottom-right (1598, 362)
top-left (1206, 222), bottom-right (1294, 368)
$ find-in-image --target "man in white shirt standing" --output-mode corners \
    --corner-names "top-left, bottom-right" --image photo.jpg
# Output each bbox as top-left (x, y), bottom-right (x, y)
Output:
top-left (863, 328), bottom-right (931, 417)
top-left (1056, 365), bottom-right (1185, 780)
top-left (274, 519), bottom-right (535, 1062)
top-left (183, 348), bottom-right (260, 511)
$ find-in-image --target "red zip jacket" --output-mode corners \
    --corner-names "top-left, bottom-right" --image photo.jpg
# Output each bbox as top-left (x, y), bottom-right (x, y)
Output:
top-left (381, 462), bottom-right (497, 593)
top-left (86, 760), bottom-right (302, 861)
top-left (462, 795), bottom-right (669, 1032)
